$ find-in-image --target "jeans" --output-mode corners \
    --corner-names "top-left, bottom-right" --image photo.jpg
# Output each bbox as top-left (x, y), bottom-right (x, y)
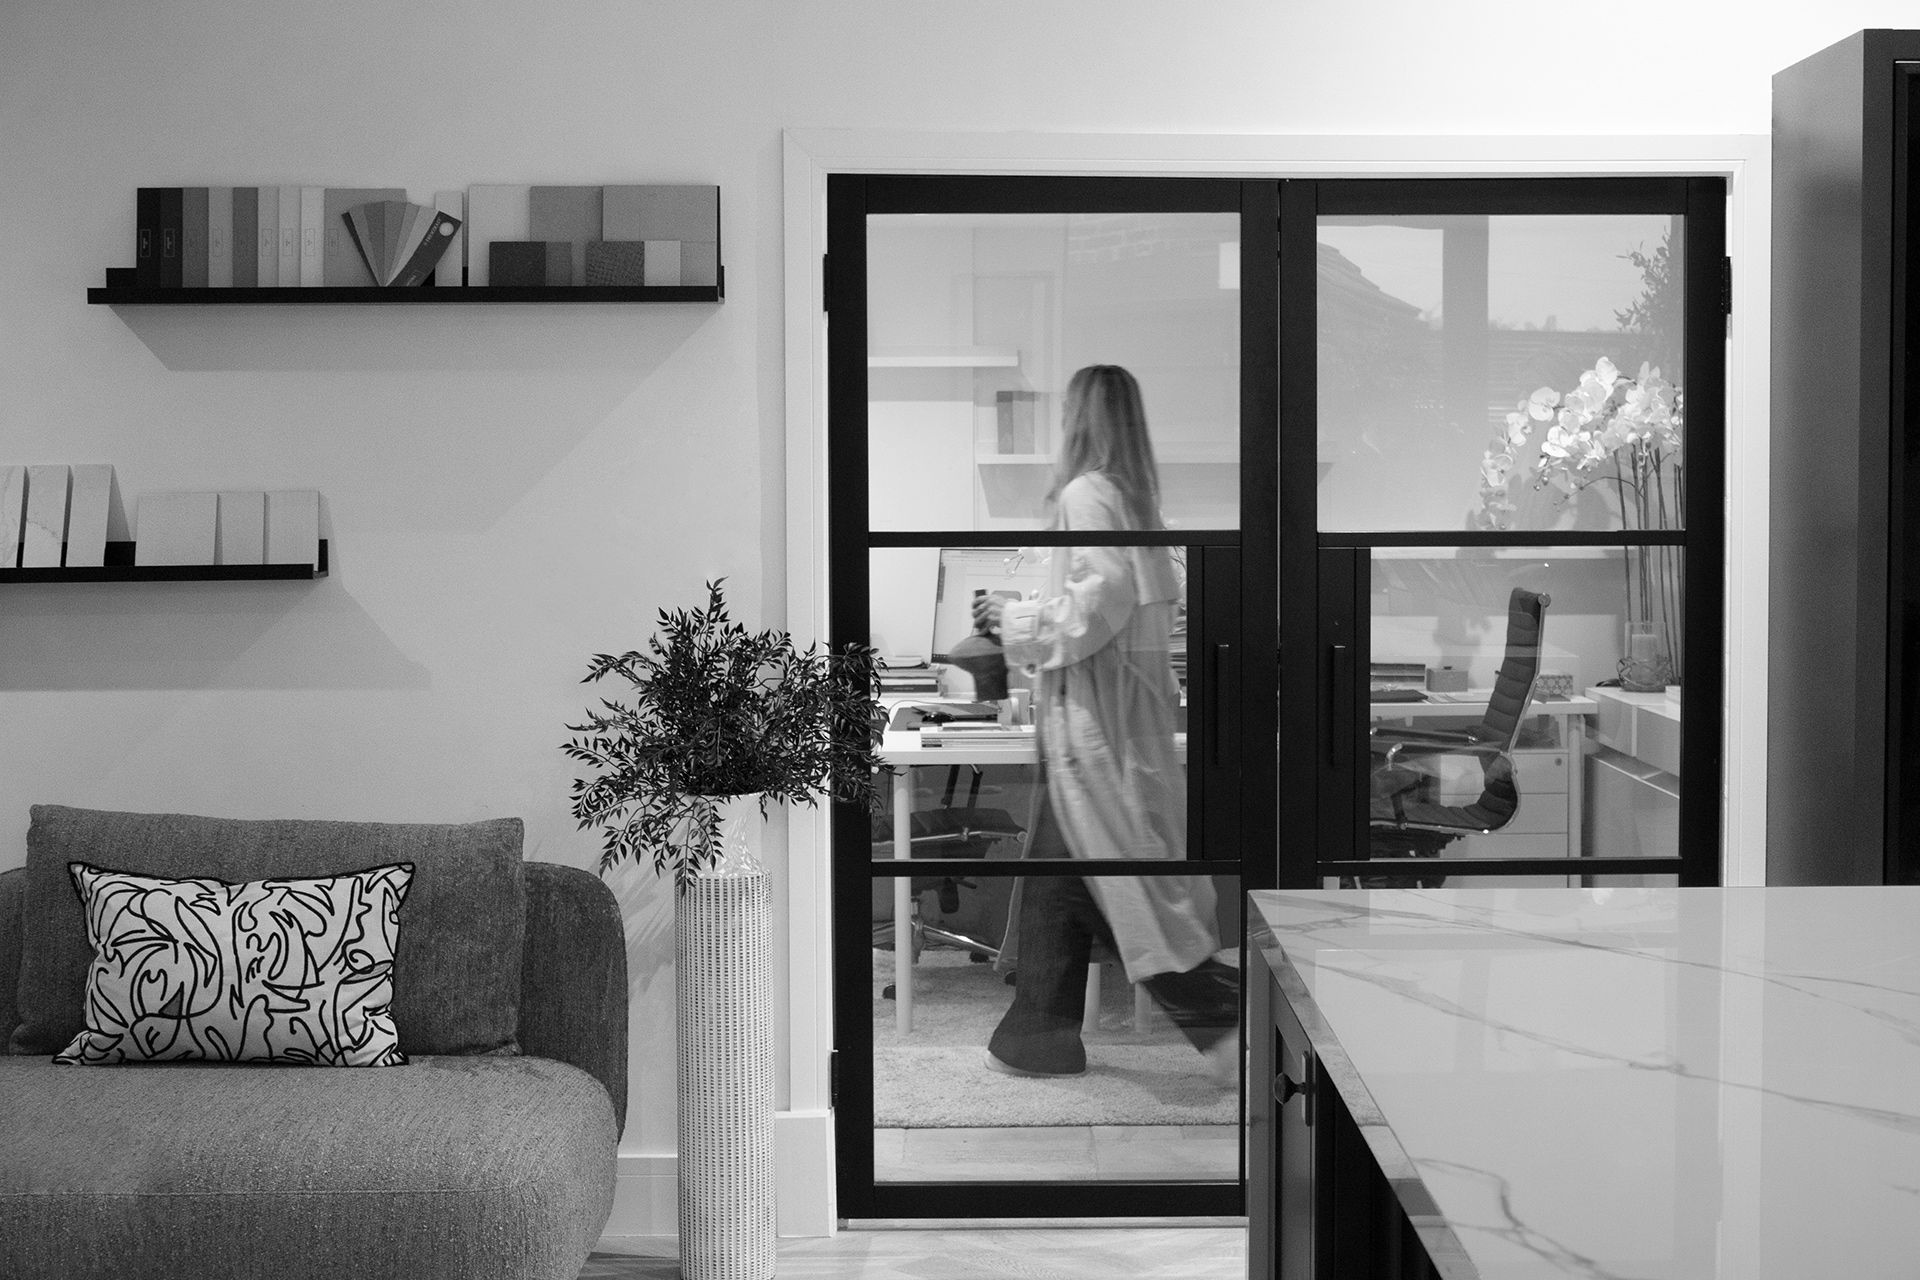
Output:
top-left (987, 794), bottom-right (1239, 1075)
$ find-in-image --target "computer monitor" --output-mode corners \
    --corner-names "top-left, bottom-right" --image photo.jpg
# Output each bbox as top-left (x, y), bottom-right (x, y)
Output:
top-left (929, 546), bottom-right (1052, 663)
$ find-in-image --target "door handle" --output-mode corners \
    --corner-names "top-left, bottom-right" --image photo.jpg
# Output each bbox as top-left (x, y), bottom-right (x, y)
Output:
top-left (1211, 642), bottom-right (1237, 767)
top-left (1328, 643), bottom-right (1354, 768)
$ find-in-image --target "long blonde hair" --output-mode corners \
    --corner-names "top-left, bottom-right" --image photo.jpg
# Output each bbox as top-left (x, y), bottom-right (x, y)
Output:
top-left (1046, 365), bottom-right (1162, 531)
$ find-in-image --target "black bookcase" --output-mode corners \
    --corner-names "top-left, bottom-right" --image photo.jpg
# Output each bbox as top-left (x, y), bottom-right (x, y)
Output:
top-left (1770, 30), bottom-right (1920, 884)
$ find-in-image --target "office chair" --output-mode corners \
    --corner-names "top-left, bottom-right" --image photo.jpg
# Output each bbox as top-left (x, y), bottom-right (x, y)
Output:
top-left (1361, 587), bottom-right (1551, 889)
top-left (871, 764), bottom-right (1024, 969)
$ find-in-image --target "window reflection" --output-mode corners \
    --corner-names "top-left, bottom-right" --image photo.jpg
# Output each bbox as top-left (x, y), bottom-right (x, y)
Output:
top-left (1317, 213), bottom-right (1683, 534)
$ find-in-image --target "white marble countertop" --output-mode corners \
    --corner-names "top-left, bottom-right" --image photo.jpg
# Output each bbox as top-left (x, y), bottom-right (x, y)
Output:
top-left (1248, 887), bottom-right (1920, 1280)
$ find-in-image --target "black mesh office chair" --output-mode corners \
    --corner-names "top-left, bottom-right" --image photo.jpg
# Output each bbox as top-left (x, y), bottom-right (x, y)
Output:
top-left (1361, 587), bottom-right (1550, 889)
top-left (871, 764), bottom-right (1024, 968)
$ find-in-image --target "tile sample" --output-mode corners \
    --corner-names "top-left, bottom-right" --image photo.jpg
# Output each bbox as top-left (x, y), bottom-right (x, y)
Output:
top-left (232, 187), bottom-right (259, 288)
top-left (135, 491), bottom-right (217, 566)
top-left (528, 185), bottom-right (602, 286)
top-left (207, 187), bottom-right (234, 288)
top-left (21, 465), bottom-right (69, 568)
top-left (216, 490), bottom-right (265, 565)
top-left (264, 489), bottom-right (320, 567)
top-left (63, 464), bottom-right (113, 567)
top-left (255, 185), bottom-right (279, 287)
top-left (0, 466), bottom-right (24, 568)
top-left (465, 184), bottom-right (531, 287)
top-left (642, 240), bottom-right (681, 287)
top-left (181, 187), bottom-right (209, 288)
top-left (276, 184), bottom-right (300, 288)
top-left (681, 239), bottom-right (719, 287)
top-left (584, 241), bottom-right (646, 286)
top-left (603, 183), bottom-right (717, 242)
top-left (299, 185), bottom-right (324, 286)
top-left (489, 242), bottom-right (550, 287)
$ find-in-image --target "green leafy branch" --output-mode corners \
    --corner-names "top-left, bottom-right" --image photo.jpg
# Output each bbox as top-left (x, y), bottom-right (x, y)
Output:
top-left (563, 579), bottom-right (888, 892)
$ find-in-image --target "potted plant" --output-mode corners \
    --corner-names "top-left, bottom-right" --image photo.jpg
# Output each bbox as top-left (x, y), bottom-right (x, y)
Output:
top-left (564, 577), bottom-right (887, 888)
top-left (563, 578), bottom-right (885, 1280)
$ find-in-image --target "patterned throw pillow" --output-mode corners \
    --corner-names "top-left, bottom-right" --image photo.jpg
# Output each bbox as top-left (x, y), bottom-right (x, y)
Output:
top-left (53, 861), bottom-right (414, 1067)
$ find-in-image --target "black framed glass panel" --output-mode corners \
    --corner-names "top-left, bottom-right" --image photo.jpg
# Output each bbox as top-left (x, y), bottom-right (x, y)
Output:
top-left (1352, 544), bottom-right (1683, 888)
top-left (865, 210), bottom-right (1242, 533)
top-left (871, 870), bottom-right (1242, 1185)
top-left (831, 174), bottom-right (1276, 1222)
top-left (1317, 212), bottom-right (1685, 536)
top-left (1278, 177), bottom-right (1724, 892)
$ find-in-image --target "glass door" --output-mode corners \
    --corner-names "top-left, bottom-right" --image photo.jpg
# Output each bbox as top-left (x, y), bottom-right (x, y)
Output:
top-left (1276, 178), bottom-right (1726, 889)
top-left (827, 176), bottom-right (1277, 1219)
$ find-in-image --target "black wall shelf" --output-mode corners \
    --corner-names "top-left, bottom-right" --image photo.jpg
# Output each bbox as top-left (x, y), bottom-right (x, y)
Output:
top-left (0, 539), bottom-right (329, 583)
top-left (87, 284), bottom-right (722, 305)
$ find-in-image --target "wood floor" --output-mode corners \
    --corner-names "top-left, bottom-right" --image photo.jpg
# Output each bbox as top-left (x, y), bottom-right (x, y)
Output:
top-left (583, 1224), bottom-right (1248, 1278)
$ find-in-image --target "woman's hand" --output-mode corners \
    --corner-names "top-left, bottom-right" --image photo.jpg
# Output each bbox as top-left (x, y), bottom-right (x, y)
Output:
top-left (971, 592), bottom-right (1005, 634)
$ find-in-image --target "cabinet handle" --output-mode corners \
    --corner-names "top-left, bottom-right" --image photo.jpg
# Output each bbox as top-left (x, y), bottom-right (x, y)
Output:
top-left (1273, 1072), bottom-right (1304, 1106)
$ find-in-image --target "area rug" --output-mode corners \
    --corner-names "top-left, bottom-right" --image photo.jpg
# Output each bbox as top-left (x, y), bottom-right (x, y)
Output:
top-left (872, 949), bottom-right (1237, 1128)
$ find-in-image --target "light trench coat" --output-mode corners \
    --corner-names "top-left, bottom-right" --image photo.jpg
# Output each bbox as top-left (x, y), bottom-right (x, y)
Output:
top-left (996, 472), bottom-right (1221, 983)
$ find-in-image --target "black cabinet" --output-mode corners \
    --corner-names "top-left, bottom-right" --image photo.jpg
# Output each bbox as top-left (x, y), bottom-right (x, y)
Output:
top-left (1770, 30), bottom-right (1920, 884)
top-left (1247, 942), bottom-right (1440, 1280)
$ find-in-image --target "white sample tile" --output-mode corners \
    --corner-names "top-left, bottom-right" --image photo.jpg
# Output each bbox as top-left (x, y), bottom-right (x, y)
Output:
top-left (299, 185), bottom-right (325, 286)
top-left (464, 184), bottom-right (530, 287)
top-left (21, 465), bottom-right (69, 568)
top-left (216, 490), bottom-right (265, 564)
top-left (264, 489), bottom-right (319, 567)
top-left (0, 466), bottom-right (24, 568)
top-left (681, 239), bottom-right (719, 287)
top-left (135, 492), bottom-right (217, 566)
top-left (642, 239), bottom-right (682, 286)
top-left (63, 464), bottom-right (113, 567)
top-left (276, 184), bottom-right (300, 289)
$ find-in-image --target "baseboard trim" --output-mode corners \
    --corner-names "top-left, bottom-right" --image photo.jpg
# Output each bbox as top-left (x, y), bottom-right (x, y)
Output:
top-left (607, 1110), bottom-right (838, 1238)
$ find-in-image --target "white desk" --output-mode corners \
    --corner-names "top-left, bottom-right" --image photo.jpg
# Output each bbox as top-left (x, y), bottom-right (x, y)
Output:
top-left (876, 694), bottom-right (1599, 1031)
top-left (1248, 886), bottom-right (1920, 1278)
top-left (875, 724), bottom-right (1064, 1034)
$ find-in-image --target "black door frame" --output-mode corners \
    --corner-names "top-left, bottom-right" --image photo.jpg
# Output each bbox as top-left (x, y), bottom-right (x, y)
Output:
top-left (825, 171), bottom-right (1728, 1223)
top-left (826, 173), bottom-right (1279, 1220)
top-left (1277, 176), bottom-right (1727, 889)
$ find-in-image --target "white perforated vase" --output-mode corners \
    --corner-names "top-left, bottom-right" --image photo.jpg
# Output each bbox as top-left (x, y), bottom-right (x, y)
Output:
top-left (675, 794), bottom-right (775, 1280)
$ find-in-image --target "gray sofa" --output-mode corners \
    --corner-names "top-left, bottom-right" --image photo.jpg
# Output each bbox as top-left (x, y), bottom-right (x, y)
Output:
top-left (0, 805), bottom-right (628, 1280)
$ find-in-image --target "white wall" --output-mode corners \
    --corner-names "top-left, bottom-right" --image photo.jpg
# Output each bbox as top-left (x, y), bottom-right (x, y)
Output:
top-left (3, 0), bottom-right (1915, 1233)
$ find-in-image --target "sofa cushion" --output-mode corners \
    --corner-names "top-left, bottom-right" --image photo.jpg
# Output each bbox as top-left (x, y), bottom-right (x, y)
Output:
top-left (0, 1053), bottom-right (616, 1280)
top-left (55, 862), bottom-right (413, 1067)
top-left (11, 806), bottom-right (525, 1057)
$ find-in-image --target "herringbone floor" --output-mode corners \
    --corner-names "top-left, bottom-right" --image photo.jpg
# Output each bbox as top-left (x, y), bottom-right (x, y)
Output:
top-left (582, 1224), bottom-right (1247, 1278)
